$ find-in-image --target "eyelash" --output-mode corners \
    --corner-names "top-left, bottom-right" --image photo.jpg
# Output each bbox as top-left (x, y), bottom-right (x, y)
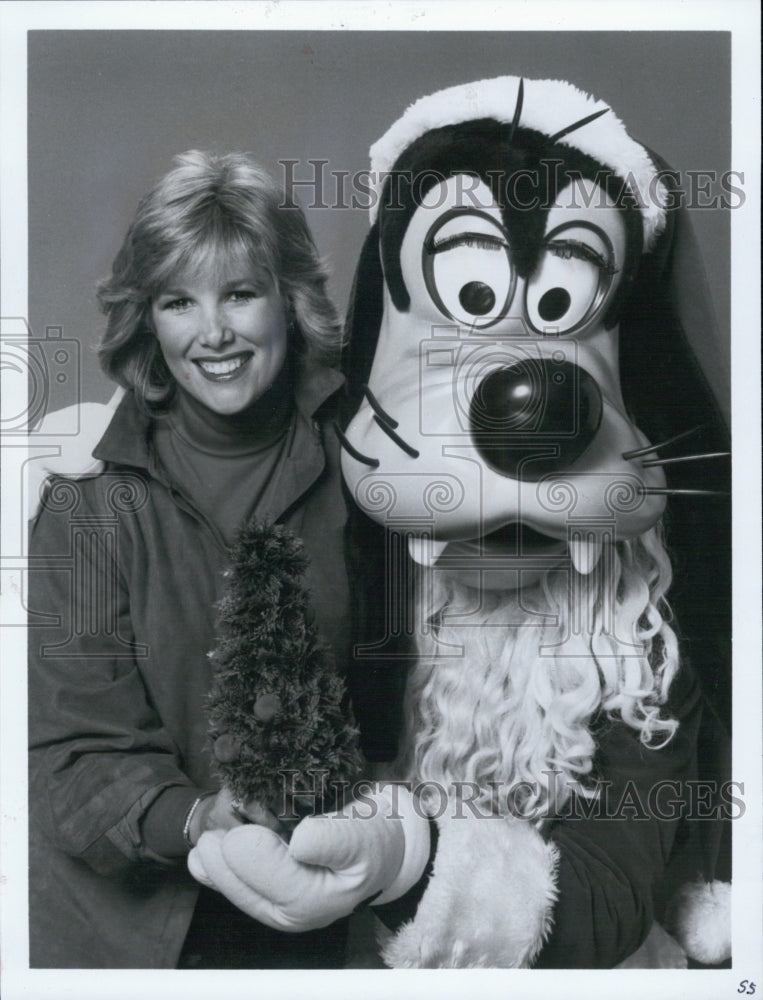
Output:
top-left (547, 239), bottom-right (617, 275)
top-left (428, 233), bottom-right (509, 254)
top-left (427, 234), bottom-right (615, 279)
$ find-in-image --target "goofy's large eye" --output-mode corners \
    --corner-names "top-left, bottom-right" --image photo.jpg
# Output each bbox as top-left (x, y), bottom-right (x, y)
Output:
top-left (525, 225), bottom-right (616, 335)
top-left (423, 212), bottom-right (515, 329)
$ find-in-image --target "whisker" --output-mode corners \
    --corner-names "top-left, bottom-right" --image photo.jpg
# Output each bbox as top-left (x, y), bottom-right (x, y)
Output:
top-left (622, 425), bottom-right (707, 460)
top-left (642, 451), bottom-right (729, 468)
top-left (333, 423), bottom-right (379, 468)
top-left (548, 107), bottom-right (609, 144)
top-left (638, 487), bottom-right (729, 496)
top-left (373, 415), bottom-right (420, 458)
top-left (362, 384), bottom-right (398, 429)
top-left (508, 78), bottom-right (524, 143)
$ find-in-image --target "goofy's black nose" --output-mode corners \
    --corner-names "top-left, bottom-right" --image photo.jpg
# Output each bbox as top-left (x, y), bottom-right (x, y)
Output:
top-left (469, 359), bottom-right (602, 480)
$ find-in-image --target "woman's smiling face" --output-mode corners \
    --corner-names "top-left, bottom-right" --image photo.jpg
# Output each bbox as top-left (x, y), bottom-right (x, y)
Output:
top-left (151, 258), bottom-right (289, 416)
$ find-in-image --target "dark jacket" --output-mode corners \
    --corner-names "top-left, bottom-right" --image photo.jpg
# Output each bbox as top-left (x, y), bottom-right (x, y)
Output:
top-left (28, 366), bottom-right (350, 968)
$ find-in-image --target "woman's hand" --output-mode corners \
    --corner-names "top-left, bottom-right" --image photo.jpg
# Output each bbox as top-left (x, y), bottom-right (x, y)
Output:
top-left (187, 787), bottom-right (285, 847)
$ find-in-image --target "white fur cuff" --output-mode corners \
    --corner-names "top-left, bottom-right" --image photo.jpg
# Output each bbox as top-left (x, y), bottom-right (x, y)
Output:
top-left (381, 810), bottom-right (558, 968)
top-left (371, 784), bottom-right (431, 906)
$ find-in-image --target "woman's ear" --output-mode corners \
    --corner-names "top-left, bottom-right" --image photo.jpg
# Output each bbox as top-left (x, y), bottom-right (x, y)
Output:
top-left (287, 300), bottom-right (298, 331)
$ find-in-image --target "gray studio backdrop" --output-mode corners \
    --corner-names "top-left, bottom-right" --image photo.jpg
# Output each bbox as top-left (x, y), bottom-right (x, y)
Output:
top-left (27, 31), bottom-right (731, 417)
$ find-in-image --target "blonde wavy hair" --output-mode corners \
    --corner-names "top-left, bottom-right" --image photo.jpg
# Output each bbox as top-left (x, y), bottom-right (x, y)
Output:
top-left (97, 150), bottom-right (341, 410)
top-left (396, 526), bottom-right (680, 821)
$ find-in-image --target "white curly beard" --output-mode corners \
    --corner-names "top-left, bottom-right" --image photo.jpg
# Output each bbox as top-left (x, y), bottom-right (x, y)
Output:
top-left (396, 527), bottom-right (680, 821)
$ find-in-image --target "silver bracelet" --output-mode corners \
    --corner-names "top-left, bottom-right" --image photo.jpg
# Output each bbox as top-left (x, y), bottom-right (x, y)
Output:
top-left (183, 791), bottom-right (215, 850)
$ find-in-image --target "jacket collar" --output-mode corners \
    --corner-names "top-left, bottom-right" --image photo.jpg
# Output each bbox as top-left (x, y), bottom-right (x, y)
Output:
top-left (93, 363), bottom-right (345, 471)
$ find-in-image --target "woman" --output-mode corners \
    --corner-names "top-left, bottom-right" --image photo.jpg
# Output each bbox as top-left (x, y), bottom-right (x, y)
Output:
top-left (27, 151), bottom-right (385, 969)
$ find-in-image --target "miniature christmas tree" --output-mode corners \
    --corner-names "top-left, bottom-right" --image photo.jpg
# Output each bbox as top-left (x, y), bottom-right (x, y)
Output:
top-left (206, 520), bottom-right (363, 822)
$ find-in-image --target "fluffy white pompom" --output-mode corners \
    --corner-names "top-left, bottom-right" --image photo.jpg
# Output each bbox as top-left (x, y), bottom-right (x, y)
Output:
top-left (666, 879), bottom-right (731, 965)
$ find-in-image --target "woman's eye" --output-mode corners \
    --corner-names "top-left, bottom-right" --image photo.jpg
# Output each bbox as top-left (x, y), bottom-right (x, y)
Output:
top-left (162, 297), bottom-right (192, 312)
top-left (229, 289), bottom-right (258, 303)
top-left (423, 228), bottom-right (514, 329)
top-left (525, 241), bottom-right (613, 335)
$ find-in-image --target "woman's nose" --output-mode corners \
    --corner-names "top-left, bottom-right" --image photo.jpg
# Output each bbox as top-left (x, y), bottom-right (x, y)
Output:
top-left (199, 306), bottom-right (234, 349)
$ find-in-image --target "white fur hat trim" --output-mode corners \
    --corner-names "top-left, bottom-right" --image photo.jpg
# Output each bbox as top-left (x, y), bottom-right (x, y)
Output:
top-left (369, 75), bottom-right (667, 251)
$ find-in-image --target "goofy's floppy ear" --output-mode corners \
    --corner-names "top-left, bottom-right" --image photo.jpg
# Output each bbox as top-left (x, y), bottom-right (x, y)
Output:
top-left (340, 221), bottom-right (385, 426)
top-left (619, 153), bottom-right (729, 446)
top-left (622, 165), bottom-right (732, 957)
top-left (340, 220), bottom-right (415, 762)
top-left (619, 163), bottom-right (731, 731)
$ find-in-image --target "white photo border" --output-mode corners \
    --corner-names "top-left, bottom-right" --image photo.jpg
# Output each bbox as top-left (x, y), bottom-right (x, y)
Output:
top-left (1, 3), bottom-right (760, 998)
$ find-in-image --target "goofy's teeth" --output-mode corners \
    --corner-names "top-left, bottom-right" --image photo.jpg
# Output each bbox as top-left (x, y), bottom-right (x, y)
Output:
top-left (408, 537), bottom-right (448, 567)
top-left (569, 537), bottom-right (603, 575)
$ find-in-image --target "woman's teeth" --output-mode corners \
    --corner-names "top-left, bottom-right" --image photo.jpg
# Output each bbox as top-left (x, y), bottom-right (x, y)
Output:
top-left (197, 355), bottom-right (248, 376)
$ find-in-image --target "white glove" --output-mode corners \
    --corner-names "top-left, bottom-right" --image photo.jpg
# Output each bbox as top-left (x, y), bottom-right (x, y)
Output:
top-left (27, 387), bottom-right (124, 519)
top-left (188, 783), bottom-right (430, 932)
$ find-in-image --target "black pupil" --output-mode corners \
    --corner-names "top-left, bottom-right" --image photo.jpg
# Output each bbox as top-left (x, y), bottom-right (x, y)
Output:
top-left (538, 287), bottom-right (571, 321)
top-left (459, 281), bottom-right (495, 316)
